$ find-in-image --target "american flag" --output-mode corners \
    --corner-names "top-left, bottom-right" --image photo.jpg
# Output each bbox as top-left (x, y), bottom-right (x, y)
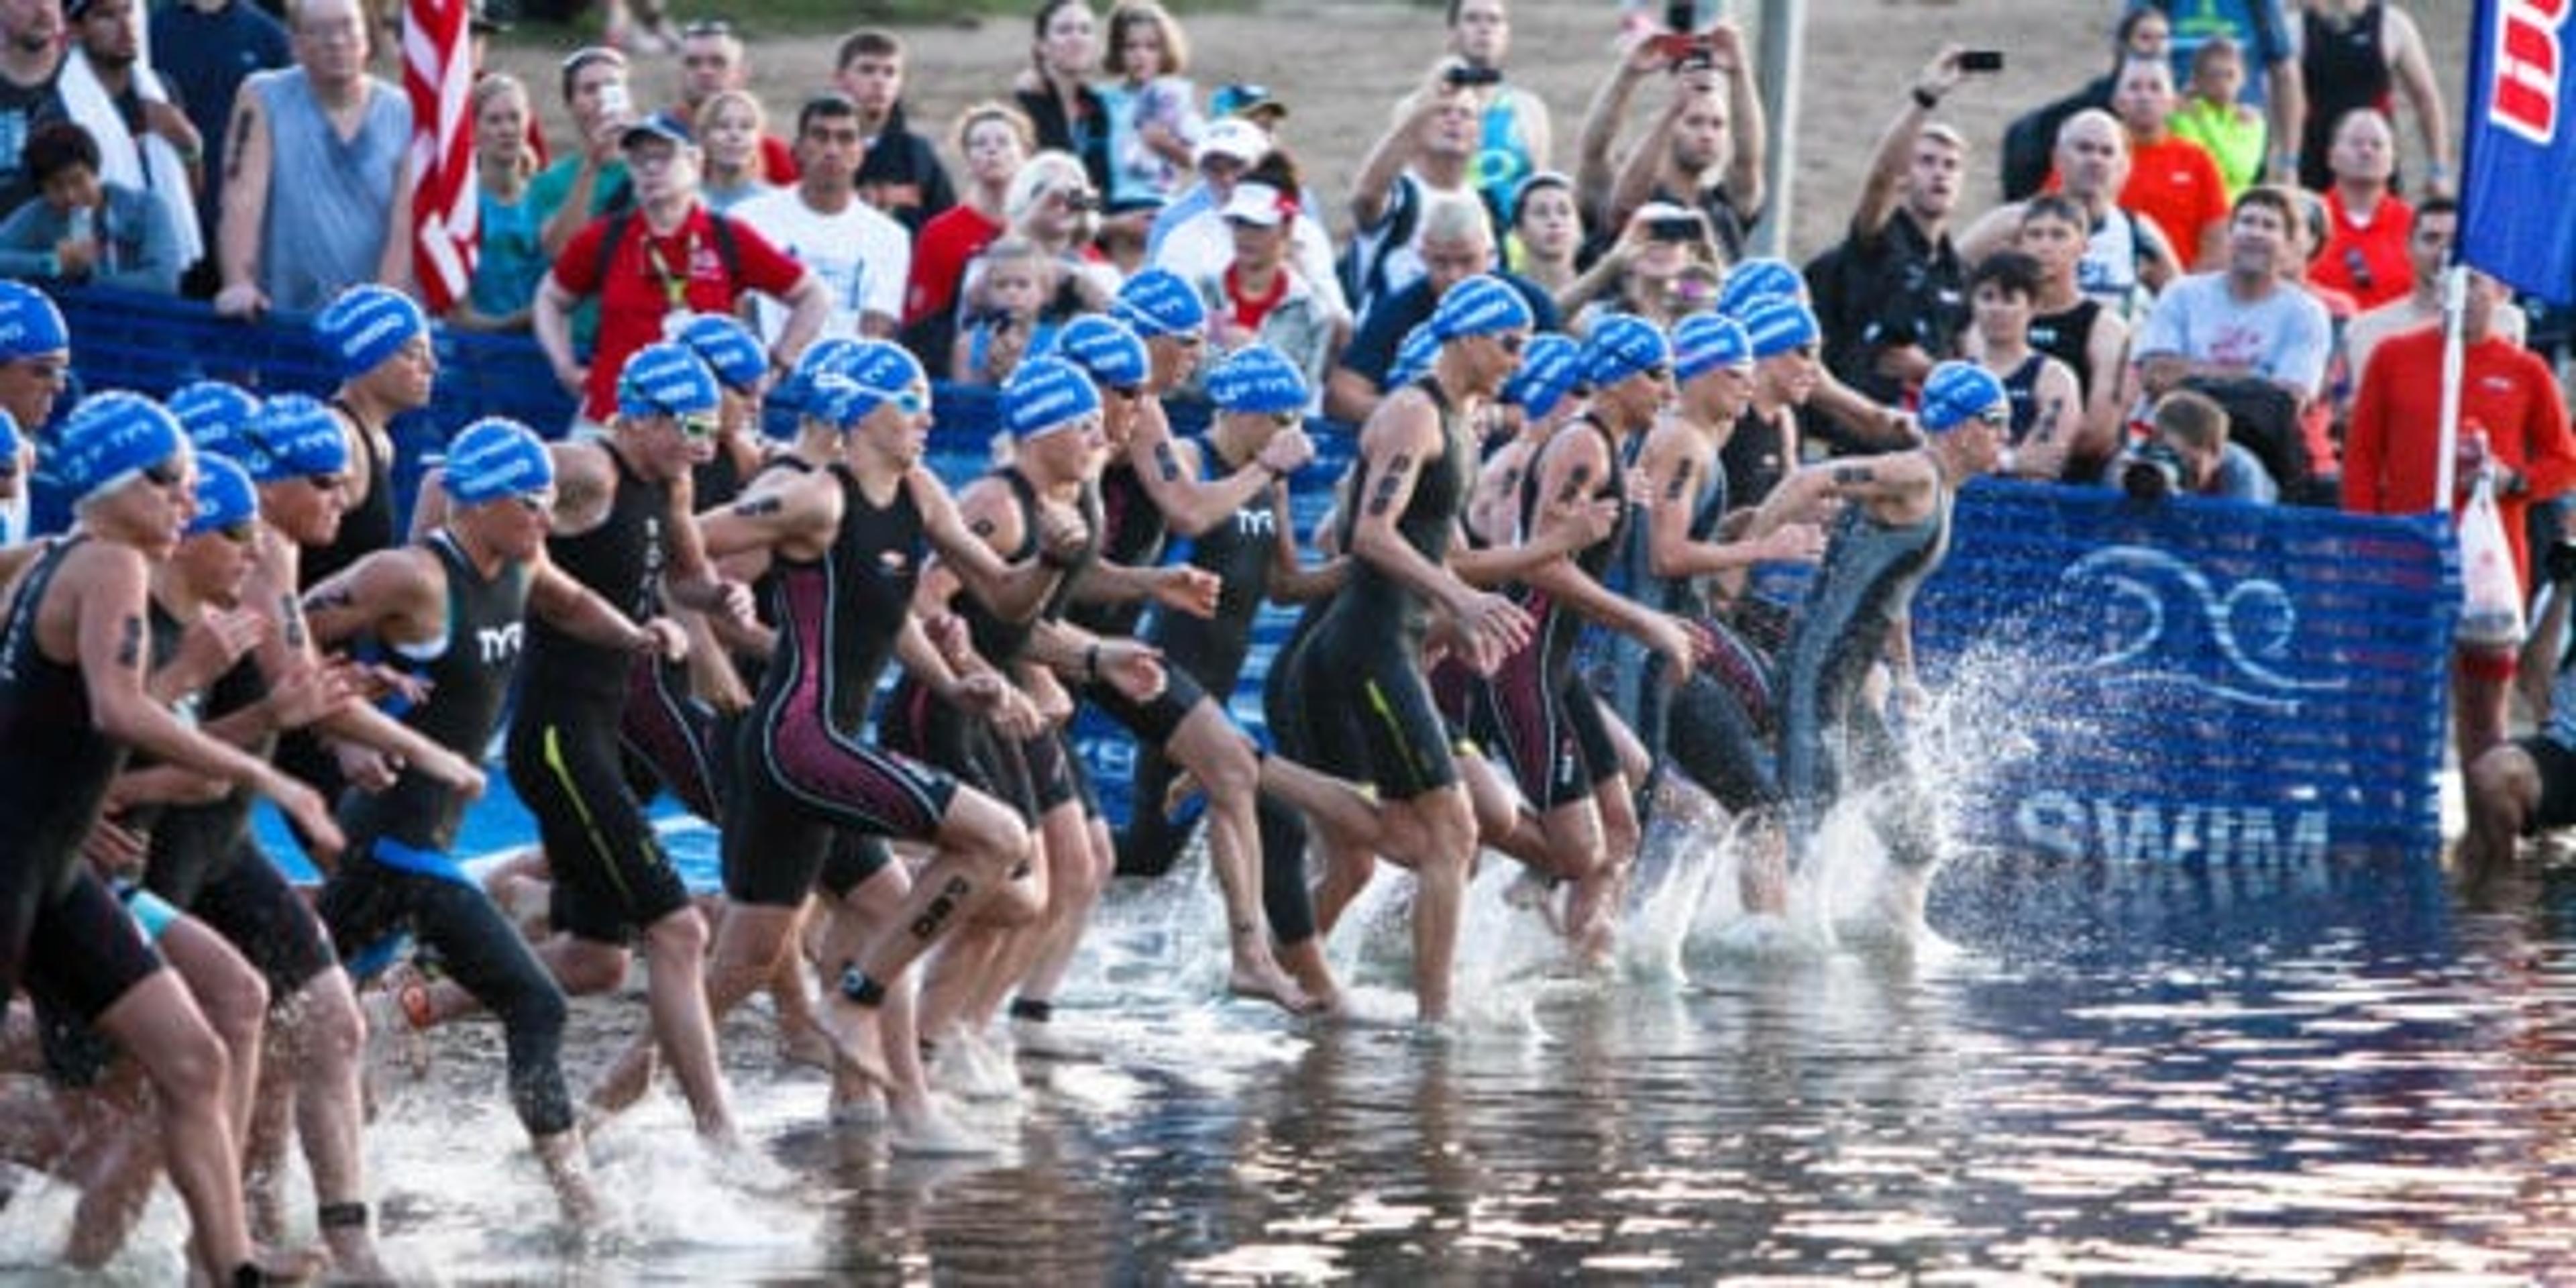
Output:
top-left (403, 0), bottom-right (478, 314)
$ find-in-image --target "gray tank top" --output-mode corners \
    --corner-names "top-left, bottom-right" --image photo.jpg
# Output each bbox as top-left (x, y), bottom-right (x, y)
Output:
top-left (254, 68), bottom-right (409, 314)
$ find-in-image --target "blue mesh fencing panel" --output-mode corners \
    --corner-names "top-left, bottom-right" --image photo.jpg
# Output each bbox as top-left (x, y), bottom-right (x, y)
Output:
top-left (1913, 480), bottom-right (2459, 863)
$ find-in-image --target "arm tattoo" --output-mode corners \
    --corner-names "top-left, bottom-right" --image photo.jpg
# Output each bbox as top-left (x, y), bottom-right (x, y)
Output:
top-left (115, 615), bottom-right (142, 670)
top-left (731, 494), bottom-right (784, 518)
top-left (1665, 457), bottom-right (1694, 504)
top-left (1555, 462), bottom-right (1593, 507)
top-left (1153, 439), bottom-right (1183, 484)
top-left (225, 106), bottom-right (254, 183)
top-left (1366, 453), bottom-right (1415, 518)
top-left (278, 592), bottom-right (307, 650)
top-left (1831, 464), bottom-right (1876, 486)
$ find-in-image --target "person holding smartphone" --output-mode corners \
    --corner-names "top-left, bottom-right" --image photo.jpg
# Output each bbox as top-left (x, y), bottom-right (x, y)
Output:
top-left (1576, 6), bottom-right (1765, 260)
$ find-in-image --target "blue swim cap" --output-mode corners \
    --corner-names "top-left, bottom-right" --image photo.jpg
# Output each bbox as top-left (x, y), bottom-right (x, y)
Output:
top-left (317, 284), bottom-right (429, 378)
top-left (1049, 314), bottom-right (1150, 390)
top-left (54, 390), bottom-right (186, 504)
top-left (443, 418), bottom-right (554, 506)
top-left (0, 280), bottom-right (68, 360)
top-left (1671, 313), bottom-right (1755, 382)
top-left (186, 454), bottom-right (260, 537)
top-left (1112, 268), bottom-right (1208, 338)
top-left (1205, 344), bottom-right (1309, 415)
top-left (804, 340), bottom-right (925, 428)
top-left (771, 336), bottom-right (869, 420)
top-left (1717, 257), bottom-right (1803, 319)
top-left (244, 394), bottom-right (351, 482)
top-left (1002, 357), bottom-right (1102, 440)
top-left (1387, 322), bottom-right (1440, 388)
top-left (1739, 295), bottom-right (1821, 358)
top-left (1919, 360), bottom-right (2008, 435)
top-left (1580, 314), bottom-right (1672, 388)
top-left (1502, 333), bottom-right (1583, 419)
top-left (616, 341), bottom-right (721, 420)
top-left (168, 381), bottom-right (261, 464)
top-left (1430, 274), bottom-right (1534, 341)
top-left (673, 313), bottom-right (767, 393)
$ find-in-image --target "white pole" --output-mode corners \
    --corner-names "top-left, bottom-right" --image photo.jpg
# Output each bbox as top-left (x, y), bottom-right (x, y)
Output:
top-left (2434, 264), bottom-right (2467, 514)
top-left (1754, 0), bottom-right (1803, 258)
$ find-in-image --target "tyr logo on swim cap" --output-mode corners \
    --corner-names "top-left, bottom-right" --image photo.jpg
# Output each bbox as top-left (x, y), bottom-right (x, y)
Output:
top-left (1672, 313), bottom-right (1755, 382)
top-left (187, 454), bottom-right (259, 536)
top-left (243, 394), bottom-right (352, 482)
top-left (616, 341), bottom-right (722, 421)
top-left (806, 341), bottom-right (926, 428)
top-left (54, 390), bottom-right (184, 504)
top-left (1717, 257), bottom-right (1803, 319)
top-left (1430, 274), bottom-right (1534, 341)
top-left (317, 284), bottom-right (429, 379)
top-left (672, 313), bottom-right (767, 393)
top-left (1502, 333), bottom-right (1582, 419)
top-left (168, 381), bottom-right (260, 464)
top-left (443, 417), bottom-right (554, 506)
top-left (0, 281), bottom-right (68, 362)
top-left (1112, 268), bottom-right (1208, 339)
top-left (1917, 360), bottom-right (2008, 434)
top-left (1206, 343), bottom-right (1309, 414)
top-left (1739, 295), bottom-right (1821, 358)
top-left (1003, 356), bottom-right (1102, 440)
top-left (1580, 314), bottom-right (1672, 388)
top-left (1049, 314), bottom-right (1150, 389)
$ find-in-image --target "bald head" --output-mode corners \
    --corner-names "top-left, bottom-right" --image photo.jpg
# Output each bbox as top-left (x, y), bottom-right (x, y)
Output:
top-left (2329, 108), bottom-right (2395, 186)
top-left (2055, 109), bottom-right (2129, 204)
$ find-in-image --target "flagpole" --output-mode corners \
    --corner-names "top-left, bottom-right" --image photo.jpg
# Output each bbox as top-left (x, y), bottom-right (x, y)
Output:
top-left (2434, 264), bottom-right (2466, 513)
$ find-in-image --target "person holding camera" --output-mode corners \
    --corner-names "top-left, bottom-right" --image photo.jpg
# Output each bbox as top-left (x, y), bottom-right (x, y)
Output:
top-left (1809, 46), bottom-right (1980, 417)
top-left (1444, 0), bottom-right (1551, 219)
top-left (1554, 201), bottom-right (1723, 335)
top-left (1342, 59), bottom-right (1491, 327)
top-left (2116, 388), bottom-right (2277, 503)
top-left (1574, 7), bottom-right (1764, 262)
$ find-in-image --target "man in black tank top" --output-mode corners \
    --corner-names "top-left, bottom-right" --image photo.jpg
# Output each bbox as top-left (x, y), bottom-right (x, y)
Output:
top-left (303, 419), bottom-right (696, 1226)
top-left (476, 342), bottom-right (746, 1146)
top-left (1752, 362), bottom-right (2003, 926)
top-left (1279, 276), bottom-right (1535, 1024)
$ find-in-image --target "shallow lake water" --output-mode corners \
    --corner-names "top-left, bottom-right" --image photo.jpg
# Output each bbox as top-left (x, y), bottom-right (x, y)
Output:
top-left (10, 818), bottom-right (2574, 1283)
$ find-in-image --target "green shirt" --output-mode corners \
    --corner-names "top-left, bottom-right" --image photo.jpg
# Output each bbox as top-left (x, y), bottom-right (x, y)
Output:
top-left (2169, 99), bottom-right (2266, 200)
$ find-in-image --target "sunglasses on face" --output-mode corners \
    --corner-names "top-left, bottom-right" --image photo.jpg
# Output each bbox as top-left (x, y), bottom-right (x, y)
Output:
top-left (1267, 411), bottom-right (1301, 428)
top-left (1979, 407), bottom-right (2010, 427)
top-left (215, 521), bottom-right (257, 545)
top-left (140, 458), bottom-right (186, 488)
top-left (1493, 332), bottom-right (1527, 356)
top-left (511, 490), bottom-right (556, 515)
top-left (1642, 363), bottom-right (1673, 383)
top-left (1107, 383), bottom-right (1146, 400)
top-left (305, 472), bottom-right (345, 493)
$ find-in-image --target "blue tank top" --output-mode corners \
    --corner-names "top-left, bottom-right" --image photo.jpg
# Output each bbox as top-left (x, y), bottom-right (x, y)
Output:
top-left (253, 68), bottom-right (409, 314)
top-left (1472, 92), bottom-right (1538, 217)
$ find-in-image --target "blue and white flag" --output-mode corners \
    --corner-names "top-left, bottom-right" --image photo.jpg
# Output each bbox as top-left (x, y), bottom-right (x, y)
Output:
top-left (2461, 0), bottom-right (2576, 303)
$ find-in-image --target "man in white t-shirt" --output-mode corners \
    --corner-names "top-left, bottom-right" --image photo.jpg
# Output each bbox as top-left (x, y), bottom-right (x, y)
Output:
top-left (2134, 186), bottom-right (2331, 407)
top-left (733, 92), bottom-right (906, 342)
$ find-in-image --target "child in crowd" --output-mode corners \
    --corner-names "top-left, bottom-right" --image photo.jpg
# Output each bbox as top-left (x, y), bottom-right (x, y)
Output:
top-left (2168, 36), bottom-right (2264, 199)
top-left (1506, 171), bottom-right (1585, 299)
top-left (953, 237), bottom-right (1065, 386)
top-left (698, 89), bottom-right (779, 213)
top-left (1102, 1), bottom-right (1200, 212)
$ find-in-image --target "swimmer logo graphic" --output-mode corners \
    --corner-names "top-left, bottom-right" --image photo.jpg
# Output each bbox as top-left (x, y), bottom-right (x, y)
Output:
top-left (2052, 546), bottom-right (2348, 715)
top-left (2463, 0), bottom-right (2576, 303)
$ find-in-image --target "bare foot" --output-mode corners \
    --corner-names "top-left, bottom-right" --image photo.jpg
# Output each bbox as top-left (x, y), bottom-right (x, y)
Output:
top-left (535, 1131), bottom-right (602, 1229)
top-left (249, 1239), bottom-right (329, 1282)
top-left (1226, 953), bottom-right (1319, 1015)
top-left (585, 1046), bottom-right (655, 1126)
top-left (322, 1226), bottom-right (391, 1285)
top-left (818, 997), bottom-right (896, 1092)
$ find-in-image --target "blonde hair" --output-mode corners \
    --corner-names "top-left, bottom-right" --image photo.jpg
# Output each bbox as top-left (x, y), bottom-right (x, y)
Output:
top-left (700, 89), bottom-right (771, 183)
top-left (1005, 149), bottom-right (1098, 241)
top-left (953, 99), bottom-right (1037, 156)
top-left (470, 74), bottom-right (537, 180)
